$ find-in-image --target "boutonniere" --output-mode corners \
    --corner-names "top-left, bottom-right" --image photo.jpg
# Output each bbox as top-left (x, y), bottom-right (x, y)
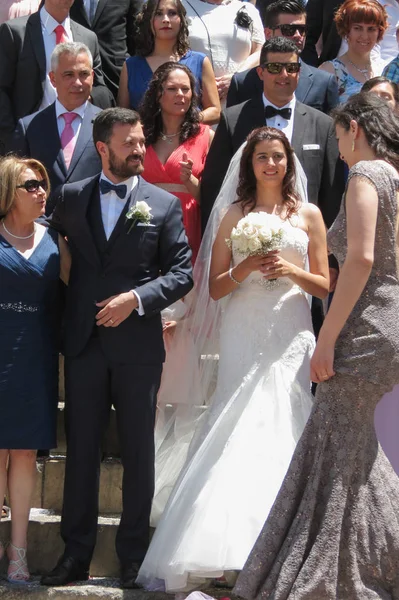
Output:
top-left (125, 201), bottom-right (153, 233)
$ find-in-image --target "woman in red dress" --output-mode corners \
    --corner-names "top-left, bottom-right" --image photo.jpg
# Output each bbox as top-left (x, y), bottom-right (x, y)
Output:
top-left (140, 62), bottom-right (214, 264)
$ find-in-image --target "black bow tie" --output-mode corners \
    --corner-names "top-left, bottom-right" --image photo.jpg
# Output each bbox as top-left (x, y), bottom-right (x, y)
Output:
top-left (99, 179), bottom-right (127, 199)
top-left (265, 105), bottom-right (292, 120)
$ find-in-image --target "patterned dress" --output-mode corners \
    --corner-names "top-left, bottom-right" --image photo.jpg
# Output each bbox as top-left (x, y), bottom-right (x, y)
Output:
top-left (234, 160), bottom-right (399, 600)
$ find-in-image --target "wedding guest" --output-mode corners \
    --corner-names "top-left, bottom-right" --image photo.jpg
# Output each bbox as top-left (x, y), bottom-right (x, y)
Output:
top-left (182, 0), bottom-right (265, 102)
top-left (319, 0), bottom-right (388, 103)
top-left (136, 126), bottom-right (329, 592)
top-left (141, 62), bottom-right (214, 263)
top-left (9, 42), bottom-right (102, 215)
top-left (0, 0), bottom-right (113, 155)
top-left (0, 0), bottom-right (40, 24)
top-left (234, 92), bottom-right (399, 600)
top-left (70, 0), bottom-right (141, 100)
top-left (118, 0), bottom-right (220, 125)
top-left (227, 0), bottom-right (339, 113)
top-left (0, 156), bottom-right (70, 583)
top-left (362, 75), bottom-right (399, 111)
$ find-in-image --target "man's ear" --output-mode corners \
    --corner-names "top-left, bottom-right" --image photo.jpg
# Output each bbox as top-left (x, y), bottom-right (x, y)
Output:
top-left (49, 70), bottom-right (56, 89)
top-left (264, 27), bottom-right (273, 40)
top-left (256, 66), bottom-right (264, 81)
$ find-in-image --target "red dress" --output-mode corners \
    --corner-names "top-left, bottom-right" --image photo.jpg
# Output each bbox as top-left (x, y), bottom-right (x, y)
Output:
top-left (142, 124), bottom-right (210, 263)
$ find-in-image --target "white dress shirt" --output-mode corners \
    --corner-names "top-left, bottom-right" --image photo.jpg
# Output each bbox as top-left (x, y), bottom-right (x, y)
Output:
top-left (55, 98), bottom-right (86, 144)
top-left (39, 6), bottom-right (72, 110)
top-left (99, 172), bottom-right (144, 315)
top-left (263, 95), bottom-right (296, 143)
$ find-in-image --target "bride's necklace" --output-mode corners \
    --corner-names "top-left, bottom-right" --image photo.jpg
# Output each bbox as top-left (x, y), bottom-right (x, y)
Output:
top-left (2, 219), bottom-right (36, 240)
top-left (347, 57), bottom-right (371, 79)
top-left (160, 131), bottom-right (179, 144)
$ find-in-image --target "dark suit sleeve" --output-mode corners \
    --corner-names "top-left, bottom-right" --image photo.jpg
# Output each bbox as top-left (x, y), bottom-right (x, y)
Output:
top-left (200, 111), bottom-right (234, 231)
top-left (46, 186), bottom-right (67, 236)
top-left (302, 0), bottom-right (323, 68)
top-left (134, 197), bottom-right (193, 316)
top-left (0, 23), bottom-right (18, 155)
top-left (318, 120), bottom-right (344, 228)
top-left (324, 73), bottom-right (339, 114)
top-left (89, 35), bottom-right (115, 109)
top-left (226, 73), bottom-right (240, 108)
top-left (8, 119), bottom-right (29, 156)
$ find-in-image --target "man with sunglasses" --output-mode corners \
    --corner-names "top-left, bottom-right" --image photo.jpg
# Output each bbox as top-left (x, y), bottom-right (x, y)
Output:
top-left (201, 36), bottom-right (344, 333)
top-left (227, 0), bottom-right (339, 112)
top-left (10, 42), bottom-right (102, 215)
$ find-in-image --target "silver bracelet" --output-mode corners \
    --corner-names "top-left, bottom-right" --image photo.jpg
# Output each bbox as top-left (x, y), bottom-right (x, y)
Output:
top-left (228, 267), bottom-right (241, 285)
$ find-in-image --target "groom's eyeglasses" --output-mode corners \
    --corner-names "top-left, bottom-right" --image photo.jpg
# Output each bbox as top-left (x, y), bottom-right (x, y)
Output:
top-left (261, 62), bottom-right (301, 75)
top-left (16, 179), bottom-right (48, 193)
top-left (272, 24), bottom-right (307, 36)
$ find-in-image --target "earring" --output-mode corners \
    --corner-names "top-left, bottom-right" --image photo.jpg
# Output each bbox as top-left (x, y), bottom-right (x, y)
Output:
top-left (351, 139), bottom-right (355, 153)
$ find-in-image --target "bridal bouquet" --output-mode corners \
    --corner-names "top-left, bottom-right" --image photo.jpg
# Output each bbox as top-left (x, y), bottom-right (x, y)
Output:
top-left (226, 212), bottom-right (284, 256)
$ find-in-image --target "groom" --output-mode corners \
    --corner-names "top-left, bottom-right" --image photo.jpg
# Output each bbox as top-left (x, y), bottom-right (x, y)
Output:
top-left (42, 108), bottom-right (193, 588)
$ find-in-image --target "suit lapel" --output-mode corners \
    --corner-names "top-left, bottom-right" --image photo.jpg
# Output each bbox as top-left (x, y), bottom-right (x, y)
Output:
top-left (296, 63), bottom-right (313, 105)
top-left (106, 178), bottom-right (143, 252)
top-left (72, 177), bottom-right (102, 269)
top-left (291, 102), bottom-right (308, 164)
top-left (26, 13), bottom-right (46, 83)
top-left (92, 0), bottom-right (107, 27)
top-left (67, 104), bottom-right (95, 178)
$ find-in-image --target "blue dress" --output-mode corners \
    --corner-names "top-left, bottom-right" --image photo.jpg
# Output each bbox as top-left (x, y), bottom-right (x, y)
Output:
top-left (0, 227), bottom-right (61, 449)
top-left (126, 50), bottom-right (205, 110)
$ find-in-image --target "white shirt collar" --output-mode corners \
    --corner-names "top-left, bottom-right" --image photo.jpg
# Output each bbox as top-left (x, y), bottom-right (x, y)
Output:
top-left (55, 99), bottom-right (87, 120)
top-left (40, 5), bottom-right (71, 35)
top-left (262, 95), bottom-right (296, 112)
top-left (99, 173), bottom-right (138, 199)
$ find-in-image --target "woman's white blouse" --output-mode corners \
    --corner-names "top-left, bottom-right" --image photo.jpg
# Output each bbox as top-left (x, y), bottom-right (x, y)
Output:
top-left (183, 0), bottom-right (265, 77)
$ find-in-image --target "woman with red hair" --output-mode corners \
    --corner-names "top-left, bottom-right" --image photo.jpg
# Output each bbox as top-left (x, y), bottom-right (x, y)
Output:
top-left (319, 0), bottom-right (388, 103)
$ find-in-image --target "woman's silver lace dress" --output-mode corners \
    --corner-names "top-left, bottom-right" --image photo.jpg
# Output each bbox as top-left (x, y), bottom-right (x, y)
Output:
top-left (234, 160), bottom-right (399, 600)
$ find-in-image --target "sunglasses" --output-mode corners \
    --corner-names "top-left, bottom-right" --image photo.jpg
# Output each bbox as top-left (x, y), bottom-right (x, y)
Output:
top-left (261, 62), bottom-right (301, 74)
top-left (16, 179), bottom-right (48, 192)
top-left (272, 24), bottom-right (307, 36)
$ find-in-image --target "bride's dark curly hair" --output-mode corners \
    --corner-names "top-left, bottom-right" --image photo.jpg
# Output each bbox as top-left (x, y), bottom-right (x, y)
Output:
top-left (140, 62), bottom-right (201, 146)
top-left (235, 127), bottom-right (301, 217)
top-left (134, 0), bottom-right (190, 58)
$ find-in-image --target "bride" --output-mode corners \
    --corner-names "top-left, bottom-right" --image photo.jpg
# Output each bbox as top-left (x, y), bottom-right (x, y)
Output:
top-left (137, 127), bottom-right (329, 592)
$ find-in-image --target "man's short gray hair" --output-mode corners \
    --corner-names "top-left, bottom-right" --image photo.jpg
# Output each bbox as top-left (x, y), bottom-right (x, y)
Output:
top-left (50, 42), bottom-right (93, 72)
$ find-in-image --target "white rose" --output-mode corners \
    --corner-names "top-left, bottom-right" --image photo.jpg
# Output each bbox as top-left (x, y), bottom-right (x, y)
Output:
top-left (248, 237), bottom-right (262, 252)
top-left (243, 224), bottom-right (257, 239)
top-left (258, 227), bottom-right (272, 243)
top-left (135, 201), bottom-right (152, 218)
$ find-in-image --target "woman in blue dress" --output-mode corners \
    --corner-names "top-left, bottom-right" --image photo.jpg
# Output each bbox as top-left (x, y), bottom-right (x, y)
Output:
top-left (118, 0), bottom-right (220, 125)
top-left (0, 156), bottom-right (70, 583)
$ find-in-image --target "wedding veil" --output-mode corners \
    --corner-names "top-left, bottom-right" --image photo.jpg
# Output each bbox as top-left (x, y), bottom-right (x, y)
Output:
top-left (151, 140), bottom-right (309, 525)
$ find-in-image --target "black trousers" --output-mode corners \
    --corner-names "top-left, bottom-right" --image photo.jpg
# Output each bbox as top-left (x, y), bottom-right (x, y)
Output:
top-left (60, 336), bottom-right (162, 566)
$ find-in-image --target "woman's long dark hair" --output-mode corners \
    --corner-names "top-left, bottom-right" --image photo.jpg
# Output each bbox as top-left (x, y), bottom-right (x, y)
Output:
top-left (140, 62), bottom-right (201, 146)
top-left (333, 92), bottom-right (399, 171)
top-left (135, 0), bottom-right (190, 58)
top-left (235, 127), bottom-right (301, 217)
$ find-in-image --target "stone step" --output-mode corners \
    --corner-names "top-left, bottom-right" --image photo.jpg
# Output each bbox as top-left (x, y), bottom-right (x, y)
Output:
top-left (32, 458), bottom-right (122, 514)
top-left (0, 510), bottom-right (120, 577)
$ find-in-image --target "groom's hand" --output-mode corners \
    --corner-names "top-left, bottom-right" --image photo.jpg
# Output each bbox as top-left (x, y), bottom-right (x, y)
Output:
top-left (96, 292), bottom-right (138, 327)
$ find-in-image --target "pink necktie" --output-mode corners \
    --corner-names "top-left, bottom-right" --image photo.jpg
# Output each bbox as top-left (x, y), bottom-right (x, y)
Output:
top-left (61, 112), bottom-right (78, 169)
top-left (54, 25), bottom-right (68, 45)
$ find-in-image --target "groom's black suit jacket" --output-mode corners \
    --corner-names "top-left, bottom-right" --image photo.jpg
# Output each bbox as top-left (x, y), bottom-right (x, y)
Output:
top-left (49, 175), bottom-right (193, 362)
top-left (201, 97), bottom-right (344, 229)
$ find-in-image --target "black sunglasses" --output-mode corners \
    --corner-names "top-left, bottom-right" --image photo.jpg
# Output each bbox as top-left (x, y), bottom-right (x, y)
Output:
top-left (261, 62), bottom-right (301, 75)
top-left (272, 24), bottom-right (307, 36)
top-left (16, 179), bottom-right (48, 192)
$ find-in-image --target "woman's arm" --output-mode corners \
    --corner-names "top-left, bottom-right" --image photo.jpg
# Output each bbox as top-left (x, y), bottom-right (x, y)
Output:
top-left (209, 205), bottom-right (267, 300)
top-left (199, 57), bottom-right (221, 125)
top-left (261, 204), bottom-right (330, 299)
top-left (59, 234), bottom-right (71, 285)
top-left (117, 62), bottom-right (131, 108)
top-left (236, 45), bottom-right (262, 72)
top-left (310, 176), bottom-right (379, 382)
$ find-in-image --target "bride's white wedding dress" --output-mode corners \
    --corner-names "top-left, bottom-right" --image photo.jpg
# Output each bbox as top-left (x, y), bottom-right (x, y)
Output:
top-left (137, 216), bottom-right (315, 593)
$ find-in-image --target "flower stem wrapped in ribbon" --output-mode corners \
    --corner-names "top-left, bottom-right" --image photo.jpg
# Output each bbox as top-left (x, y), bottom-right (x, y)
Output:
top-left (126, 201), bottom-right (153, 233)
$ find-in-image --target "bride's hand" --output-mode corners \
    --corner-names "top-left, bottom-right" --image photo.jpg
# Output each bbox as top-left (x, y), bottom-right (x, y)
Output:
top-left (236, 253), bottom-right (274, 277)
top-left (310, 339), bottom-right (336, 383)
top-left (260, 252), bottom-right (295, 279)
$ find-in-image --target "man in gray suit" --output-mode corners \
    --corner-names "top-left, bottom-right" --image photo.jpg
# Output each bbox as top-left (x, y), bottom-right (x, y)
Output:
top-left (227, 0), bottom-right (339, 113)
top-left (0, 0), bottom-right (113, 154)
top-left (10, 42), bottom-right (102, 215)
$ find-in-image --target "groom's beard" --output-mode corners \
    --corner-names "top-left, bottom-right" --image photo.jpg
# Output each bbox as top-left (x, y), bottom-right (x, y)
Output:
top-left (108, 147), bottom-right (144, 179)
